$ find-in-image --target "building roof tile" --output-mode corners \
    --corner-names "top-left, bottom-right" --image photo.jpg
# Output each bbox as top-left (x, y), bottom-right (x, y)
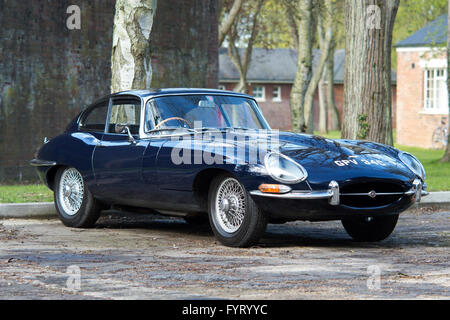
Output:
top-left (395, 14), bottom-right (447, 48)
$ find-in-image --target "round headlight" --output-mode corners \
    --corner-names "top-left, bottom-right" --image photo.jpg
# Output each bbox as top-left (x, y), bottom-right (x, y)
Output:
top-left (399, 152), bottom-right (426, 180)
top-left (264, 152), bottom-right (308, 184)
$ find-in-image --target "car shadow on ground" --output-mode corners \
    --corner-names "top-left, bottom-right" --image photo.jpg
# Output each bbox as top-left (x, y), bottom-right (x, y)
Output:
top-left (93, 210), bottom-right (414, 249)
top-left (96, 210), bottom-right (213, 236)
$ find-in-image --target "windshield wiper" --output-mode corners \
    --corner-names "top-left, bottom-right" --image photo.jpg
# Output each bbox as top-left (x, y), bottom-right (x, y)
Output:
top-left (157, 126), bottom-right (256, 134)
top-left (196, 126), bottom-right (252, 131)
top-left (195, 127), bottom-right (224, 132)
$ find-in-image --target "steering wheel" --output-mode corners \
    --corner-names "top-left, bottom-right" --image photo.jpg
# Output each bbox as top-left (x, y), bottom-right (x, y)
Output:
top-left (154, 117), bottom-right (191, 129)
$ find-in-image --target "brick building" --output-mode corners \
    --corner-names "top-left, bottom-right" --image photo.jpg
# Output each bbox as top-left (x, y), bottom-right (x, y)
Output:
top-left (219, 47), bottom-right (397, 131)
top-left (396, 15), bottom-right (449, 149)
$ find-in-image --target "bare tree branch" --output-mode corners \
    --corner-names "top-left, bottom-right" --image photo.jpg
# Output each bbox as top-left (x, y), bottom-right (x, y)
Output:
top-left (219, 0), bottom-right (243, 47)
top-left (227, 0), bottom-right (264, 93)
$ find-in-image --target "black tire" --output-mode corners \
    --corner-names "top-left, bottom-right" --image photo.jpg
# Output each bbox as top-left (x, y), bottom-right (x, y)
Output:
top-left (342, 215), bottom-right (399, 242)
top-left (54, 167), bottom-right (101, 228)
top-left (208, 173), bottom-right (267, 247)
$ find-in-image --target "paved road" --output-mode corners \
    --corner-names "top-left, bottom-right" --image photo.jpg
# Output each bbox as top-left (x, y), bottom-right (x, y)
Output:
top-left (0, 208), bottom-right (449, 299)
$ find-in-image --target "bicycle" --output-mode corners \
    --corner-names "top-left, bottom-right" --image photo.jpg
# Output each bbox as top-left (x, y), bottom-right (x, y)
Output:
top-left (431, 117), bottom-right (448, 149)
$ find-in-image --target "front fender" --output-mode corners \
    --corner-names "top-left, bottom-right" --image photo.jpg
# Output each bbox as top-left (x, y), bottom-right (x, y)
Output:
top-left (34, 132), bottom-right (100, 189)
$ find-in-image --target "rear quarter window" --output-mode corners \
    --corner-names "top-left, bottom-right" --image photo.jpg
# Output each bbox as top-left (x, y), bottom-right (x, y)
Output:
top-left (79, 103), bottom-right (108, 132)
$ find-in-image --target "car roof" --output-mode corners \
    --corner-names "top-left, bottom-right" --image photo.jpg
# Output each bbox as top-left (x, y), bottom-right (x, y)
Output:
top-left (112, 88), bottom-right (252, 99)
top-left (85, 88), bottom-right (254, 112)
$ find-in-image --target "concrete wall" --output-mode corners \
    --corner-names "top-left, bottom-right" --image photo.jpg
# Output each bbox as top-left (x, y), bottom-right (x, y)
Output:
top-left (0, 0), bottom-right (115, 182)
top-left (150, 0), bottom-right (218, 89)
top-left (0, 0), bottom-right (219, 182)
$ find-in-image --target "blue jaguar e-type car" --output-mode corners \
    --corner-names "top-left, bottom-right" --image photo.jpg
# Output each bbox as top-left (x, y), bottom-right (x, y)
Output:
top-left (32, 89), bottom-right (427, 247)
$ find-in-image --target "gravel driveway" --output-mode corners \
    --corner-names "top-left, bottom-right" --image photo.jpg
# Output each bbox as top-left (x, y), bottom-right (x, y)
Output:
top-left (0, 208), bottom-right (449, 299)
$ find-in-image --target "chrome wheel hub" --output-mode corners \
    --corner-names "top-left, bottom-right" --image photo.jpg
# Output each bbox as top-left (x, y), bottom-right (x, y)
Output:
top-left (215, 178), bottom-right (246, 233)
top-left (63, 185), bottom-right (72, 197)
top-left (58, 168), bottom-right (84, 216)
top-left (220, 198), bottom-right (230, 212)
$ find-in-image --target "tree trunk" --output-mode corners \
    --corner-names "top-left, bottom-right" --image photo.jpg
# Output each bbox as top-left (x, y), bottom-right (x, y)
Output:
top-left (111, 0), bottom-right (156, 92)
top-left (342, 0), bottom-right (397, 144)
top-left (150, 0), bottom-right (218, 88)
top-left (289, 0), bottom-right (312, 132)
top-left (228, 41), bottom-right (249, 93)
top-left (228, 45), bottom-right (249, 93)
top-left (327, 43), bottom-right (340, 131)
top-left (303, 0), bottom-right (333, 134)
top-left (440, 0), bottom-right (450, 162)
top-left (318, 68), bottom-right (328, 134)
top-left (382, 0), bottom-right (399, 146)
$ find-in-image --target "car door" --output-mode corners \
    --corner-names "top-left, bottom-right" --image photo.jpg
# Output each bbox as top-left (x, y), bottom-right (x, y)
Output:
top-left (76, 99), bottom-right (109, 191)
top-left (140, 97), bottom-right (204, 212)
top-left (92, 96), bottom-right (148, 205)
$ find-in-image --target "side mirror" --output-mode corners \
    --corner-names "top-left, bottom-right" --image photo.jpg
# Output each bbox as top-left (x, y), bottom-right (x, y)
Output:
top-left (123, 126), bottom-right (136, 144)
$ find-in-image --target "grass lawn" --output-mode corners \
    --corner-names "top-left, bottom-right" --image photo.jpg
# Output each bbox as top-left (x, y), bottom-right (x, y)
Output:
top-left (314, 131), bottom-right (449, 192)
top-left (0, 184), bottom-right (53, 203)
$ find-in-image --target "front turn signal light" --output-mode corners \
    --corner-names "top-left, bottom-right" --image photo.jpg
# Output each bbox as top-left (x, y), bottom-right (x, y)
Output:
top-left (258, 184), bottom-right (292, 194)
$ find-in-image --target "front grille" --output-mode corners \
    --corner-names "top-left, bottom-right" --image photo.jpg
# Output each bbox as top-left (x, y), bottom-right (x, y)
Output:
top-left (340, 181), bottom-right (404, 208)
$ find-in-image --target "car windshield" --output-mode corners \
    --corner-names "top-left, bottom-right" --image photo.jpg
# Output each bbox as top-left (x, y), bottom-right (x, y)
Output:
top-left (145, 95), bottom-right (269, 132)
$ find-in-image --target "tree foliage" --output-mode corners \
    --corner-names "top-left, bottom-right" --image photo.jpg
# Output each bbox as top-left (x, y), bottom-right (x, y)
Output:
top-left (254, 0), bottom-right (292, 48)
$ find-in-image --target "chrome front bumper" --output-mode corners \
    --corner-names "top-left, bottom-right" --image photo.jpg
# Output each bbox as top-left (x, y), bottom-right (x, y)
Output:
top-left (30, 159), bottom-right (57, 167)
top-left (249, 179), bottom-right (428, 206)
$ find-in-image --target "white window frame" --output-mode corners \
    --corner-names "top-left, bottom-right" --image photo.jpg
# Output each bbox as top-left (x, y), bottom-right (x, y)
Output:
top-left (272, 86), bottom-right (282, 102)
top-left (218, 85), bottom-right (226, 91)
top-left (252, 85), bottom-right (265, 102)
top-left (423, 67), bottom-right (448, 114)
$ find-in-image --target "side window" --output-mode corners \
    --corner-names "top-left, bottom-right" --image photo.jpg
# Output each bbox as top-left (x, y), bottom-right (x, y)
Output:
top-left (79, 102), bottom-right (108, 132)
top-left (108, 99), bottom-right (141, 135)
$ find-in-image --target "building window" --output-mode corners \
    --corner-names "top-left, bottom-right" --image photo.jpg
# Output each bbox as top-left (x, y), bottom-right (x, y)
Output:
top-left (272, 86), bottom-right (282, 102)
top-left (424, 68), bottom-right (448, 113)
top-left (252, 86), bottom-right (265, 101)
top-left (218, 85), bottom-right (226, 91)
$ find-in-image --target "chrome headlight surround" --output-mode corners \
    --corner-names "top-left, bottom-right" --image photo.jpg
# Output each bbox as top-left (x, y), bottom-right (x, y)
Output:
top-left (399, 151), bottom-right (426, 180)
top-left (264, 152), bottom-right (308, 184)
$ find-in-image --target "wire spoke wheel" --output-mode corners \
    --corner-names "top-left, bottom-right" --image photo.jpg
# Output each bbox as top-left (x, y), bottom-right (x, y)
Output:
top-left (58, 168), bottom-right (84, 216)
top-left (208, 174), bottom-right (267, 247)
top-left (214, 177), bottom-right (246, 233)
